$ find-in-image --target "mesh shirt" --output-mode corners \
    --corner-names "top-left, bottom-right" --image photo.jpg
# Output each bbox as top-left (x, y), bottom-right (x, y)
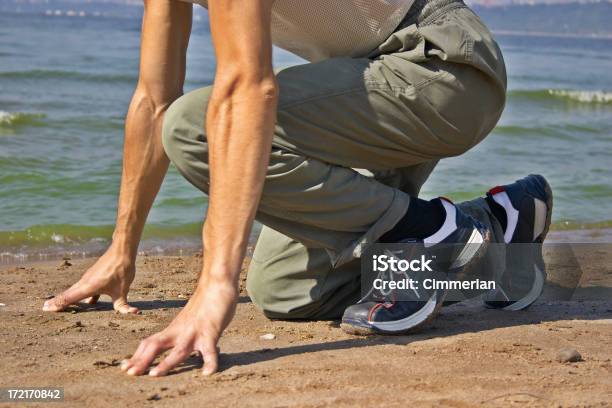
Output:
top-left (178, 0), bottom-right (414, 61)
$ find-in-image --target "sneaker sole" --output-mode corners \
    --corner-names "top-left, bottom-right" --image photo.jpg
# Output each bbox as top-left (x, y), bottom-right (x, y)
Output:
top-left (500, 264), bottom-right (546, 311)
top-left (340, 289), bottom-right (446, 335)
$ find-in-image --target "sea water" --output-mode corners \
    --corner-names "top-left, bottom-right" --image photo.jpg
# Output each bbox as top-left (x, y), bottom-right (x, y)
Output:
top-left (0, 9), bottom-right (611, 261)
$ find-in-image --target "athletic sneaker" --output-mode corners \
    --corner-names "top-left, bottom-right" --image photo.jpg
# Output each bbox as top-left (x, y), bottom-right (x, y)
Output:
top-left (341, 198), bottom-right (490, 335)
top-left (483, 174), bottom-right (553, 310)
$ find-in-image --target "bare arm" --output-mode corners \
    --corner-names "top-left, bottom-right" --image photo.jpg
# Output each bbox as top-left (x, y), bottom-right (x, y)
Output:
top-left (116, 0), bottom-right (192, 257)
top-left (121, 0), bottom-right (278, 376)
top-left (43, 0), bottom-right (192, 313)
top-left (204, 0), bottom-right (278, 287)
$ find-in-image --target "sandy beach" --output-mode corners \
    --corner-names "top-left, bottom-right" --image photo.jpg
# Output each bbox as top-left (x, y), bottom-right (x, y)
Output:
top-left (0, 244), bottom-right (610, 407)
top-left (1, 2), bottom-right (611, 406)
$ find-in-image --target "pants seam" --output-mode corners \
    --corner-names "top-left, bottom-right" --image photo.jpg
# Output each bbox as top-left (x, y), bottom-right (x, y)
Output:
top-left (278, 86), bottom-right (368, 111)
top-left (365, 70), bottom-right (449, 97)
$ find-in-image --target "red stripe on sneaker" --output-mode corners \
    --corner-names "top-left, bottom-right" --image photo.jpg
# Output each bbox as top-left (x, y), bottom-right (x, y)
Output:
top-left (489, 186), bottom-right (505, 195)
top-left (367, 303), bottom-right (383, 322)
top-left (367, 302), bottom-right (396, 322)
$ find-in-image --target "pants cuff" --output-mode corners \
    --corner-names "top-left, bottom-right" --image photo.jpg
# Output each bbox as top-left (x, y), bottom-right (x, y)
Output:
top-left (328, 189), bottom-right (411, 267)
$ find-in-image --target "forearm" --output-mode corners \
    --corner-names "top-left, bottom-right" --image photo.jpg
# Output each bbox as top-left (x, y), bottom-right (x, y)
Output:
top-left (119, 0), bottom-right (277, 378)
top-left (112, 90), bottom-right (173, 259)
top-left (200, 0), bottom-right (277, 287)
top-left (111, 0), bottom-right (191, 259)
top-left (202, 81), bottom-right (278, 284)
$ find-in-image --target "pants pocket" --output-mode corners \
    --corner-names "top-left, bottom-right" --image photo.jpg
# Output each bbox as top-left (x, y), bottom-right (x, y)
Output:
top-left (419, 7), bottom-right (507, 91)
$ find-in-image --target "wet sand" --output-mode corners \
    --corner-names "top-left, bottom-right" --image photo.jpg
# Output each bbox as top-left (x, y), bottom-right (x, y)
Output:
top-left (0, 247), bottom-right (611, 407)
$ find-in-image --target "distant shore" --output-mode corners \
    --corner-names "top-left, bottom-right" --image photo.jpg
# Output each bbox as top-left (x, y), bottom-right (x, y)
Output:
top-left (493, 29), bottom-right (612, 40)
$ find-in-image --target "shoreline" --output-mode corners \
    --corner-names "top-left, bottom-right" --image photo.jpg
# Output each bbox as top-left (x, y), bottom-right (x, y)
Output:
top-left (1, 227), bottom-right (611, 266)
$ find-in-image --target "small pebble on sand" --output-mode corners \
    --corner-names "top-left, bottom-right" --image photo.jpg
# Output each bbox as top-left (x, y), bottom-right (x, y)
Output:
top-left (556, 347), bottom-right (582, 363)
top-left (58, 260), bottom-right (72, 268)
top-left (260, 333), bottom-right (276, 340)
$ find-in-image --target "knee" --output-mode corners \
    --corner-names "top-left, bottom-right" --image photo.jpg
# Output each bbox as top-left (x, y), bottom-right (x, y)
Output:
top-left (246, 257), bottom-right (300, 320)
top-left (246, 242), bottom-right (322, 320)
top-left (245, 229), bottom-right (358, 320)
top-left (246, 256), bottom-right (360, 321)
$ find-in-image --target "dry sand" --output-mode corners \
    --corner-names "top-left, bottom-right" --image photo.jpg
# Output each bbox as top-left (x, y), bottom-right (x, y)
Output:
top-left (0, 246), bottom-right (611, 407)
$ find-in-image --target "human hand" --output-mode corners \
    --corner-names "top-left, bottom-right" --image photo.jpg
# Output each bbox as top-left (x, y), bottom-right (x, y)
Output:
top-left (121, 277), bottom-right (238, 376)
top-left (42, 245), bottom-right (139, 314)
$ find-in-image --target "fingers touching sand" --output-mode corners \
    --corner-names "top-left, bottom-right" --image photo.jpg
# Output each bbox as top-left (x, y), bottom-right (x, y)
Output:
top-left (42, 286), bottom-right (139, 314)
top-left (120, 337), bottom-right (220, 377)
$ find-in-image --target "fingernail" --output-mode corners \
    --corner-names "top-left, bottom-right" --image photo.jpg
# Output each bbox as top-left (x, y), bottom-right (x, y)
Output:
top-left (127, 367), bottom-right (137, 376)
top-left (120, 360), bottom-right (129, 370)
top-left (149, 370), bottom-right (158, 377)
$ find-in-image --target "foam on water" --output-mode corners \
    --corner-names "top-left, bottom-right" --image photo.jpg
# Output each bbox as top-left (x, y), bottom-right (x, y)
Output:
top-left (548, 89), bottom-right (612, 104)
top-left (507, 89), bottom-right (612, 105)
top-left (0, 111), bottom-right (46, 128)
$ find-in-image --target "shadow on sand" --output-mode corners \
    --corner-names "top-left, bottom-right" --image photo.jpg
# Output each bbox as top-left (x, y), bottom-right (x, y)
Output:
top-left (168, 296), bottom-right (611, 375)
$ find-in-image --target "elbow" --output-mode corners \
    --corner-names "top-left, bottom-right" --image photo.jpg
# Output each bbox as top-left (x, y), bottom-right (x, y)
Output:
top-left (212, 69), bottom-right (278, 104)
top-left (132, 85), bottom-right (183, 118)
top-left (259, 79), bottom-right (279, 102)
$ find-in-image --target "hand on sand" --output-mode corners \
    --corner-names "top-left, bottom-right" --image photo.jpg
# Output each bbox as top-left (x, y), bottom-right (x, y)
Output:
top-left (42, 247), bottom-right (139, 314)
top-left (121, 280), bottom-right (237, 376)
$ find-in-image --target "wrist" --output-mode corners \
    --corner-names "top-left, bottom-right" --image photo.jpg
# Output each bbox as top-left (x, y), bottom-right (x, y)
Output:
top-left (200, 264), bottom-right (240, 287)
top-left (202, 243), bottom-right (245, 276)
top-left (112, 213), bottom-right (146, 257)
top-left (109, 233), bottom-right (139, 261)
top-left (194, 276), bottom-right (239, 302)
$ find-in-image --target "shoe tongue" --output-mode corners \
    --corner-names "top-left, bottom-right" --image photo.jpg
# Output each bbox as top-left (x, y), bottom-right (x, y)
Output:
top-left (424, 199), bottom-right (457, 245)
top-left (491, 191), bottom-right (518, 244)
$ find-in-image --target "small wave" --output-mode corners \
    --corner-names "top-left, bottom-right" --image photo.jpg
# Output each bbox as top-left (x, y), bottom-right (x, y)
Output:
top-left (0, 223), bottom-right (204, 248)
top-left (493, 125), bottom-right (552, 136)
top-left (0, 69), bottom-right (137, 84)
top-left (491, 125), bottom-right (589, 141)
top-left (0, 111), bottom-right (46, 128)
top-left (548, 89), bottom-right (612, 104)
top-left (508, 89), bottom-right (612, 105)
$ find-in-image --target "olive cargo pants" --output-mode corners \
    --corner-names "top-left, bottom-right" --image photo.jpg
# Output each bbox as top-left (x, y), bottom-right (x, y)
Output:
top-left (162, 0), bottom-right (507, 319)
